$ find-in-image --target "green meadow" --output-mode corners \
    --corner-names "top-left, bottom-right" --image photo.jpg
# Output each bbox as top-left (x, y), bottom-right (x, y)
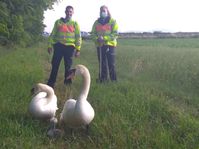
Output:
top-left (0, 38), bottom-right (199, 148)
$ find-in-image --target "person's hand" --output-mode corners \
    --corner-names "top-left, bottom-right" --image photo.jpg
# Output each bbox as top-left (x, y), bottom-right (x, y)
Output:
top-left (97, 35), bottom-right (104, 43)
top-left (48, 48), bottom-right (53, 54)
top-left (74, 50), bottom-right (80, 57)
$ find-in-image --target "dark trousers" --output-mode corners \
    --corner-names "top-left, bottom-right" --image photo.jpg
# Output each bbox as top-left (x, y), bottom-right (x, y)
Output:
top-left (97, 45), bottom-right (117, 82)
top-left (47, 42), bottom-right (75, 87)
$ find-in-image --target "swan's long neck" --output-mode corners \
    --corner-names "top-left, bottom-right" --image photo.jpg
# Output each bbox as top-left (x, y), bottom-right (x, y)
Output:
top-left (45, 87), bottom-right (54, 100)
top-left (38, 84), bottom-right (54, 100)
top-left (78, 67), bottom-right (90, 100)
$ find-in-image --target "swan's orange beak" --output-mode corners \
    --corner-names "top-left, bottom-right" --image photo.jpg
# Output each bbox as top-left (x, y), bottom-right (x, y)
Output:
top-left (66, 68), bottom-right (76, 80)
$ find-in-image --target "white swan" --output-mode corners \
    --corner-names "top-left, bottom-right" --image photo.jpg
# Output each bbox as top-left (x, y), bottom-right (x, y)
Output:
top-left (29, 83), bottom-right (58, 120)
top-left (60, 65), bottom-right (95, 130)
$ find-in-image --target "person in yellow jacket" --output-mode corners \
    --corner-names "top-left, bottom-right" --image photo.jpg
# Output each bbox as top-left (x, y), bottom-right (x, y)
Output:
top-left (47, 5), bottom-right (82, 88)
top-left (91, 5), bottom-right (118, 83)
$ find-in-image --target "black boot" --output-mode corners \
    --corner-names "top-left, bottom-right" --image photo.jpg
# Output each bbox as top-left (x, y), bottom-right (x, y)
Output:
top-left (64, 79), bottom-right (72, 85)
top-left (47, 82), bottom-right (55, 89)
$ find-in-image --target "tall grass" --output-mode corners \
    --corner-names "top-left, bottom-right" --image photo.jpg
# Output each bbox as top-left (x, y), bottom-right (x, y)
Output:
top-left (0, 38), bottom-right (199, 148)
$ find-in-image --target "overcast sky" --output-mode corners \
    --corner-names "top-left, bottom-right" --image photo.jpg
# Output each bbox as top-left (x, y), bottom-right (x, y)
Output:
top-left (43, 0), bottom-right (199, 33)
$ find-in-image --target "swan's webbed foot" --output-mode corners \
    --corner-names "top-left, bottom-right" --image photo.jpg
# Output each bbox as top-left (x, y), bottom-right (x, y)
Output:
top-left (47, 128), bottom-right (62, 138)
top-left (69, 128), bottom-right (75, 137)
top-left (85, 124), bottom-right (90, 135)
top-left (62, 127), bottom-right (74, 136)
top-left (47, 117), bottom-right (62, 138)
top-left (49, 117), bottom-right (58, 129)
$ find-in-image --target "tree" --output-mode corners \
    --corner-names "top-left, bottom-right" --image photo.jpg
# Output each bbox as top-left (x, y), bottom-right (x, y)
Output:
top-left (0, 0), bottom-right (59, 46)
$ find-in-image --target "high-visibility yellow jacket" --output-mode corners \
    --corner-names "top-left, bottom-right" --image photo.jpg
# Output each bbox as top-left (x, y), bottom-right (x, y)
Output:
top-left (48, 18), bottom-right (82, 51)
top-left (91, 17), bottom-right (118, 47)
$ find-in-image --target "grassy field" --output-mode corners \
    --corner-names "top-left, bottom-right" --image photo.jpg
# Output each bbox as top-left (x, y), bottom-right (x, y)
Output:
top-left (0, 38), bottom-right (199, 148)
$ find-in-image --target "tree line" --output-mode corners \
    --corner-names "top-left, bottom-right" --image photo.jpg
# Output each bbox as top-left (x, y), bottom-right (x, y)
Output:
top-left (0, 0), bottom-right (59, 46)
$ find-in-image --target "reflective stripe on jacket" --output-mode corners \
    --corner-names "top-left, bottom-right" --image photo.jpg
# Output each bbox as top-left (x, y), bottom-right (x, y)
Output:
top-left (91, 18), bottom-right (118, 47)
top-left (48, 19), bottom-right (82, 51)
